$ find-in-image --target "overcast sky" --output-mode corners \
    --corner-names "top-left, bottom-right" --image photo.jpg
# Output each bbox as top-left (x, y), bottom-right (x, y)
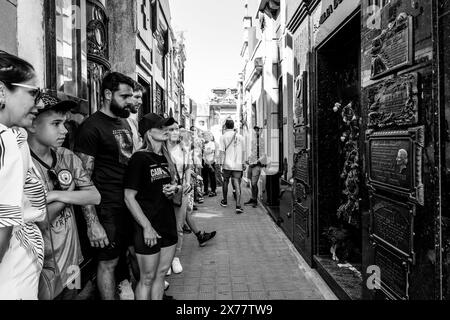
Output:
top-left (170, 0), bottom-right (244, 104)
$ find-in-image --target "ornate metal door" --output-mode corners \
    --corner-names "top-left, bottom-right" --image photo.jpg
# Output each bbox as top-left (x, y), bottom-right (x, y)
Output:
top-left (86, 0), bottom-right (110, 114)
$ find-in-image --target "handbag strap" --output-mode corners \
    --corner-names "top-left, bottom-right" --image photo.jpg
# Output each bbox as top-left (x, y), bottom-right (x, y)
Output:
top-left (224, 132), bottom-right (237, 152)
top-left (45, 209), bottom-right (59, 271)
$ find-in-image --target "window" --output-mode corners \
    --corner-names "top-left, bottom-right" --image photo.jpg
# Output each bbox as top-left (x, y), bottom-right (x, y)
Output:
top-left (55, 0), bottom-right (87, 99)
top-left (141, 0), bottom-right (148, 30)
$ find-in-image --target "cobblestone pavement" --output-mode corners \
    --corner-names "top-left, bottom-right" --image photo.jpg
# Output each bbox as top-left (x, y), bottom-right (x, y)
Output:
top-left (165, 187), bottom-right (337, 300)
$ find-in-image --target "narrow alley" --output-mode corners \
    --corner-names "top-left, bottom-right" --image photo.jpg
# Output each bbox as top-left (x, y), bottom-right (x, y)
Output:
top-left (165, 188), bottom-right (336, 300)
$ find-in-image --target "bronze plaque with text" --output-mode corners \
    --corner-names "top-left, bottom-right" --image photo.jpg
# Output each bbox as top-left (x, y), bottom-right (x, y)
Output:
top-left (294, 126), bottom-right (307, 150)
top-left (366, 127), bottom-right (424, 205)
top-left (370, 14), bottom-right (413, 79)
top-left (374, 245), bottom-right (409, 300)
top-left (294, 153), bottom-right (310, 186)
top-left (370, 193), bottom-right (415, 259)
top-left (368, 73), bottom-right (419, 128)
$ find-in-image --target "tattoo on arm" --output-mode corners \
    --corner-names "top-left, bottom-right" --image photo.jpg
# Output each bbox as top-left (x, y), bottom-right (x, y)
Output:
top-left (82, 205), bottom-right (100, 227)
top-left (76, 152), bottom-right (95, 178)
top-left (76, 153), bottom-right (99, 227)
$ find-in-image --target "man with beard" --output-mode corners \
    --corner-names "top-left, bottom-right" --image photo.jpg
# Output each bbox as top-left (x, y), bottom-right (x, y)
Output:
top-left (127, 82), bottom-right (144, 151)
top-left (74, 72), bottom-right (136, 300)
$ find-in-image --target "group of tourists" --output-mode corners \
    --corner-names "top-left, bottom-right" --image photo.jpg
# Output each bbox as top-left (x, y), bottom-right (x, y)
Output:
top-left (0, 51), bottom-right (216, 300)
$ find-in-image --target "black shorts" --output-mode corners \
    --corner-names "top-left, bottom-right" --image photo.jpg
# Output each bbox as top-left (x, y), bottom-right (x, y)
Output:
top-left (223, 169), bottom-right (243, 179)
top-left (133, 221), bottom-right (178, 255)
top-left (96, 206), bottom-right (133, 261)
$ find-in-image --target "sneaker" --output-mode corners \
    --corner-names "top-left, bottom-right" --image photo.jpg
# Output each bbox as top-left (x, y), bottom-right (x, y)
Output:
top-left (164, 280), bottom-right (170, 291)
top-left (209, 191), bottom-right (217, 197)
top-left (166, 267), bottom-right (172, 276)
top-left (197, 231), bottom-right (217, 247)
top-left (220, 200), bottom-right (228, 207)
top-left (198, 197), bottom-right (204, 204)
top-left (118, 280), bottom-right (135, 300)
top-left (172, 257), bottom-right (183, 274)
top-left (236, 207), bottom-right (244, 214)
top-left (193, 205), bottom-right (198, 211)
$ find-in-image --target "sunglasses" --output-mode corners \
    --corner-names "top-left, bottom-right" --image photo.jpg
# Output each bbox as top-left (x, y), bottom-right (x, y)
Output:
top-left (47, 169), bottom-right (62, 191)
top-left (10, 83), bottom-right (43, 105)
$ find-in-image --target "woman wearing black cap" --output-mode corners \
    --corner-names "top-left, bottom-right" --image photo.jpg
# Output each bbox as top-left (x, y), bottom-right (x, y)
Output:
top-left (0, 51), bottom-right (47, 299)
top-left (124, 113), bottom-right (179, 300)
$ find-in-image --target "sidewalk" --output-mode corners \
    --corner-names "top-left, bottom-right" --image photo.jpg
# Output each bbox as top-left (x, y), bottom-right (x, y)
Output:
top-left (166, 187), bottom-right (337, 300)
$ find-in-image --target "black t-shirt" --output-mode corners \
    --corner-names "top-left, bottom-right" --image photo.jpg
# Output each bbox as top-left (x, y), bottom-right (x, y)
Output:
top-left (124, 151), bottom-right (176, 236)
top-left (74, 111), bottom-right (133, 207)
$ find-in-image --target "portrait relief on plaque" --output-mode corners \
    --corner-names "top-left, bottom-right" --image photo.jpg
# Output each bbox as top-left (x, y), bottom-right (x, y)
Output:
top-left (370, 13), bottom-right (413, 79)
top-left (368, 73), bottom-right (419, 128)
top-left (369, 193), bottom-right (415, 261)
top-left (366, 126), bottom-right (424, 205)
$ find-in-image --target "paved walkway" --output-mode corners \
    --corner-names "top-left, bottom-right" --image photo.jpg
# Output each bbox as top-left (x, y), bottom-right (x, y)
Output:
top-left (165, 187), bottom-right (337, 300)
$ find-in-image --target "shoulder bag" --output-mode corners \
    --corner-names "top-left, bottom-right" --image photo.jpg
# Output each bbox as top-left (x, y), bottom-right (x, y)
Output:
top-left (172, 149), bottom-right (187, 207)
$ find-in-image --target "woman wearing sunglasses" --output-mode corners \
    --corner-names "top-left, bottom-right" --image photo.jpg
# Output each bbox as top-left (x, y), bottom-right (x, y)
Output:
top-left (0, 51), bottom-right (47, 300)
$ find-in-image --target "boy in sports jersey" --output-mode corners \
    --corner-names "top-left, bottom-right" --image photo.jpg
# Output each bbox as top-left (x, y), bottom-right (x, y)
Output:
top-left (27, 93), bottom-right (101, 299)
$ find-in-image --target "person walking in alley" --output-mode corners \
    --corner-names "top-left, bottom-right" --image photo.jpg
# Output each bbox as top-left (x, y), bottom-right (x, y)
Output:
top-left (74, 72), bottom-right (136, 300)
top-left (202, 131), bottom-right (218, 197)
top-left (219, 119), bottom-right (246, 214)
top-left (245, 126), bottom-right (267, 208)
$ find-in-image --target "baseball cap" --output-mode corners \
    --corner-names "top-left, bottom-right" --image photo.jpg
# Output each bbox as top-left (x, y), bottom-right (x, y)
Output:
top-left (38, 92), bottom-right (77, 114)
top-left (138, 113), bottom-right (176, 137)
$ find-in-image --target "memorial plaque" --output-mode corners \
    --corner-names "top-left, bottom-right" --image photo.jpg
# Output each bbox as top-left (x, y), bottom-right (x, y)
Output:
top-left (366, 126), bottom-right (424, 205)
top-left (294, 126), bottom-right (307, 150)
top-left (294, 202), bottom-right (309, 236)
top-left (374, 245), bottom-right (410, 300)
top-left (370, 193), bottom-right (415, 260)
top-left (294, 152), bottom-right (310, 185)
top-left (370, 14), bottom-right (413, 79)
top-left (368, 73), bottom-right (419, 128)
top-left (294, 71), bottom-right (308, 125)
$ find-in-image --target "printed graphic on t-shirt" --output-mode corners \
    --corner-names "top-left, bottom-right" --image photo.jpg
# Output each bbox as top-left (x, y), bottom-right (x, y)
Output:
top-left (52, 207), bottom-right (73, 231)
top-left (113, 129), bottom-right (133, 165)
top-left (150, 164), bottom-right (170, 183)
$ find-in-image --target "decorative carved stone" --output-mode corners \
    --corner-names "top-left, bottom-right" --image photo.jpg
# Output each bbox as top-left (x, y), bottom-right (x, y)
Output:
top-left (369, 193), bottom-right (416, 261)
top-left (366, 126), bottom-right (424, 205)
top-left (370, 13), bottom-right (413, 79)
top-left (294, 201), bottom-right (309, 237)
top-left (368, 73), bottom-right (419, 128)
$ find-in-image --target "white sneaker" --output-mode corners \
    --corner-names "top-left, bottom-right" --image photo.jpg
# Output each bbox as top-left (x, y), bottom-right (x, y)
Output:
top-left (164, 280), bottom-right (170, 291)
top-left (118, 279), bottom-right (134, 300)
top-left (166, 267), bottom-right (172, 276)
top-left (172, 257), bottom-right (183, 274)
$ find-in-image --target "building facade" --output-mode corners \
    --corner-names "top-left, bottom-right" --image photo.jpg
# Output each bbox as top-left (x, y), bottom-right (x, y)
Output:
top-left (109, 0), bottom-right (186, 123)
top-left (241, 0), bottom-right (450, 300)
top-left (208, 88), bottom-right (239, 141)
